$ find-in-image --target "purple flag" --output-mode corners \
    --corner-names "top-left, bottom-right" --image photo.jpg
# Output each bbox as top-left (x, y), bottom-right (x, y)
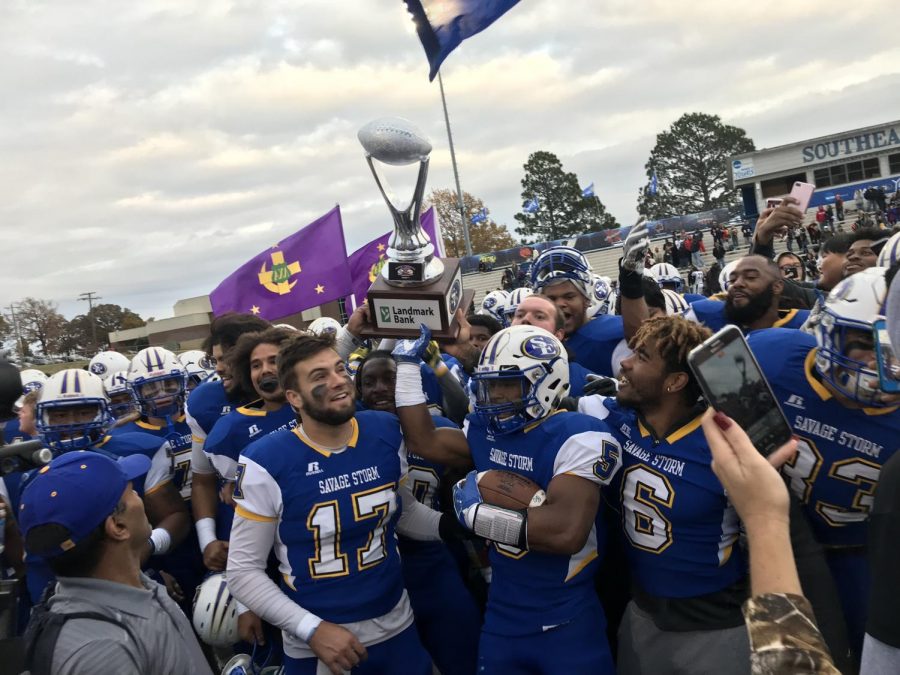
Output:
top-left (346, 208), bottom-right (440, 309)
top-left (210, 206), bottom-right (352, 320)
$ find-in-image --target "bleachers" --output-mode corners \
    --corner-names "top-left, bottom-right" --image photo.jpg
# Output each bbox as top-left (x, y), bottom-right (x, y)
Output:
top-left (462, 235), bottom-right (791, 307)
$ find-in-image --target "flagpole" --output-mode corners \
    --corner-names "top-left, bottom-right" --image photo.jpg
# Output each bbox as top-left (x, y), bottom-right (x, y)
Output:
top-left (438, 72), bottom-right (473, 257)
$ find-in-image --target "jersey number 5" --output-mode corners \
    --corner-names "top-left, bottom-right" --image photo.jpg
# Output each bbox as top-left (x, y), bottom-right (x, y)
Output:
top-left (307, 484), bottom-right (396, 579)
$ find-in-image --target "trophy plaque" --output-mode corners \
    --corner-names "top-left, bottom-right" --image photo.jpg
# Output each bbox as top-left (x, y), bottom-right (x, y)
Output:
top-left (357, 117), bottom-right (473, 339)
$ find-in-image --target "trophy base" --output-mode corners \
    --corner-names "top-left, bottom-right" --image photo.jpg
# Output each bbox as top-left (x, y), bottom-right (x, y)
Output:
top-left (382, 257), bottom-right (444, 287)
top-left (362, 258), bottom-right (475, 340)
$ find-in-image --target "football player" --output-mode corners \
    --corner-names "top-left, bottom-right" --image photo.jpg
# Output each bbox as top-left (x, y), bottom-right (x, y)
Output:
top-left (195, 327), bottom-right (297, 571)
top-left (11, 369), bottom-right (188, 602)
top-left (647, 262), bottom-right (705, 304)
top-left (355, 350), bottom-right (481, 675)
top-left (578, 316), bottom-right (753, 673)
top-left (104, 370), bottom-right (137, 423)
top-left (749, 266), bottom-right (899, 657)
top-left (227, 334), bottom-right (457, 675)
top-left (843, 228), bottom-right (892, 278)
top-left (530, 246), bottom-right (626, 376)
top-left (393, 324), bottom-right (622, 674)
top-left (88, 350), bottom-right (130, 381)
top-left (478, 290), bottom-right (510, 328)
top-left (685, 255), bottom-right (809, 332)
top-left (188, 314), bottom-right (269, 574)
top-left (467, 313), bottom-right (502, 353)
top-left (178, 349), bottom-right (216, 392)
top-left (2, 369), bottom-right (47, 443)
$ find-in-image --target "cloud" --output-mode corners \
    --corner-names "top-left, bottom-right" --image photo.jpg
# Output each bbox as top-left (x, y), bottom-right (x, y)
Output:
top-left (1, 0), bottom-right (897, 322)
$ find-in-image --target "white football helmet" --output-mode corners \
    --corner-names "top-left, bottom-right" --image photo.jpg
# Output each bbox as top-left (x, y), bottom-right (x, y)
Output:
top-left (178, 349), bottom-right (215, 390)
top-left (273, 323), bottom-right (299, 332)
top-left (530, 246), bottom-right (593, 299)
top-left (503, 287), bottom-right (534, 322)
top-left (719, 259), bottom-right (740, 292)
top-left (648, 263), bottom-right (684, 292)
top-left (104, 370), bottom-right (135, 419)
top-left (128, 347), bottom-right (187, 418)
top-left (479, 290), bottom-right (511, 327)
top-left (661, 289), bottom-right (690, 316)
top-left (36, 369), bottom-right (113, 453)
top-left (19, 369), bottom-right (49, 394)
top-left (587, 275), bottom-right (613, 318)
top-left (192, 573), bottom-right (240, 648)
top-left (88, 351), bottom-right (131, 380)
top-left (814, 266), bottom-right (888, 406)
top-left (472, 325), bottom-right (569, 435)
top-left (876, 230), bottom-right (900, 268)
top-left (307, 317), bottom-right (341, 336)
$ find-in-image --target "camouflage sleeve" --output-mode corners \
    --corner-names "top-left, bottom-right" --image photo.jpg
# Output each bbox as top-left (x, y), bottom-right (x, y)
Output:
top-left (743, 593), bottom-right (841, 675)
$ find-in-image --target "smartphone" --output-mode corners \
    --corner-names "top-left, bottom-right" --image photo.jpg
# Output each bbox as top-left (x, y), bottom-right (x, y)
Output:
top-left (766, 197), bottom-right (783, 209)
top-left (688, 325), bottom-right (794, 456)
top-left (873, 318), bottom-right (900, 393)
top-left (789, 181), bottom-right (816, 212)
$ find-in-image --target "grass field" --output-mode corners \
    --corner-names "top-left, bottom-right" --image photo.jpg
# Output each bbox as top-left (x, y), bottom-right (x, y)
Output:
top-left (33, 361), bottom-right (90, 375)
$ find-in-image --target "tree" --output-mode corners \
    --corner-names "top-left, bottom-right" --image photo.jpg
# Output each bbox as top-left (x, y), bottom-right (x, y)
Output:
top-left (514, 151), bottom-right (618, 243)
top-left (0, 314), bottom-right (8, 342)
top-left (65, 304), bottom-right (146, 352)
top-left (15, 298), bottom-right (67, 355)
top-left (637, 112), bottom-right (755, 220)
top-left (427, 189), bottom-right (517, 257)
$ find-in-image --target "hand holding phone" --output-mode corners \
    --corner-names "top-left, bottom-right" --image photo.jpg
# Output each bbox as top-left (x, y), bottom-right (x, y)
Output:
top-left (874, 318), bottom-right (900, 393)
top-left (789, 181), bottom-right (816, 213)
top-left (688, 326), bottom-right (793, 456)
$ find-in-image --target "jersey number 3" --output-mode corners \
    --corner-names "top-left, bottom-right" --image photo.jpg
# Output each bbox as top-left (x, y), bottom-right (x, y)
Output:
top-left (307, 484), bottom-right (396, 578)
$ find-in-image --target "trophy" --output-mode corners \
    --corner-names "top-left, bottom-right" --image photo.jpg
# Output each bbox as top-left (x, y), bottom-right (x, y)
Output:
top-left (357, 117), bottom-right (473, 339)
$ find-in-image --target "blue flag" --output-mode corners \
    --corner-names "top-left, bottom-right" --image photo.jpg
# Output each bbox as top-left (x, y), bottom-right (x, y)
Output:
top-left (404, 0), bottom-right (523, 80)
top-left (470, 207), bottom-right (488, 224)
top-left (650, 170), bottom-right (659, 196)
top-left (582, 182), bottom-right (594, 198)
top-left (524, 197), bottom-right (539, 213)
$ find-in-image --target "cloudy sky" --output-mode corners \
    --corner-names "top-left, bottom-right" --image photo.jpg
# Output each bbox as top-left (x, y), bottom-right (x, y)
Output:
top-left (2, 0), bottom-right (898, 321)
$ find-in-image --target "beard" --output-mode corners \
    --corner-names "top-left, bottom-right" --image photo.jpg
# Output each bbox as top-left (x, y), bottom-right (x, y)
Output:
top-left (725, 284), bottom-right (775, 326)
top-left (300, 390), bottom-right (356, 426)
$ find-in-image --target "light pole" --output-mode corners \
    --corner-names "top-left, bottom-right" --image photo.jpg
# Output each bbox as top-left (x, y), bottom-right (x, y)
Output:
top-left (78, 292), bottom-right (101, 352)
top-left (6, 303), bottom-right (24, 358)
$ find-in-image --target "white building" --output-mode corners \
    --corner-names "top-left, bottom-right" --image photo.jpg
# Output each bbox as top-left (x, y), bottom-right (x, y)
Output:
top-left (731, 120), bottom-right (900, 216)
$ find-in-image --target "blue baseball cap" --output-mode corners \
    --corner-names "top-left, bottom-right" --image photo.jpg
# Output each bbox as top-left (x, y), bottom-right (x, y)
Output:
top-left (18, 450), bottom-right (151, 559)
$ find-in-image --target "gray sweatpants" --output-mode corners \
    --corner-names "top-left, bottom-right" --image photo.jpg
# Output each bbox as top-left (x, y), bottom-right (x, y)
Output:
top-left (616, 600), bottom-right (751, 675)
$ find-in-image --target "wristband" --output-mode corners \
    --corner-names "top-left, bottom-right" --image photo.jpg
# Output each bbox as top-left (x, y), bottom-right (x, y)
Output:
top-left (471, 504), bottom-right (529, 549)
top-left (149, 527), bottom-right (172, 556)
top-left (196, 518), bottom-right (217, 553)
top-left (297, 613), bottom-right (324, 643)
top-left (395, 362), bottom-right (427, 408)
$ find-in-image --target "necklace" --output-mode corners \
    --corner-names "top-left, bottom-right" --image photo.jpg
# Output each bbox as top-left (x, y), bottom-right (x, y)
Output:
top-left (297, 423), bottom-right (352, 451)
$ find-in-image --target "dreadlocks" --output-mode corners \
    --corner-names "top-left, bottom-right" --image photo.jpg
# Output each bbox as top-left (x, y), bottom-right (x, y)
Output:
top-left (629, 316), bottom-right (712, 403)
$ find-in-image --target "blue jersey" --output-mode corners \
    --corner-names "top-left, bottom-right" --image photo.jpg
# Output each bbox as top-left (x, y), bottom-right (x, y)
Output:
top-left (569, 361), bottom-right (594, 397)
top-left (440, 353), bottom-right (469, 387)
top-left (205, 401), bottom-right (297, 540)
top-left (683, 292), bottom-right (706, 304)
top-left (580, 397), bottom-right (745, 598)
top-left (565, 315), bottom-right (624, 377)
top-left (464, 410), bottom-right (622, 636)
top-left (686, 299), bottom-right (809, 333)
top-left (749, 329), bottom-right (900, 547)
top-left (113, 416), bottom-right (193, 500)
top-left (235, 411), bottom-right (408, 624)
top-left (2, 418), bottom-right (30, 444)
top-left (185, 379), bottom-right (232, 437)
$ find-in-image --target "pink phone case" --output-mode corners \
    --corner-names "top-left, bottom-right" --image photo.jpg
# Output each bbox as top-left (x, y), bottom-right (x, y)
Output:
top-left (789, 181), bottom-right (815, 212)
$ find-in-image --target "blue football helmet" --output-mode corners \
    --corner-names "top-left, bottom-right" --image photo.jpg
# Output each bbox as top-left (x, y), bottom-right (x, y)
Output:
top-left (814, 266), bottom-right (888, 406)
top-left (472, 325), bottom-right (569, 435)
top-left (36, 369), bottom-right (113, 453)
top-left (128, 347), bottom-right (187, 418)
top-left (530, 246), bottom-right (593, 298)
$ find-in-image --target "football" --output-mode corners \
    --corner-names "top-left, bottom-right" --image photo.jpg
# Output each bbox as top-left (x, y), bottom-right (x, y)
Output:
top-left (477, 470), bottom-right (546, 510)
top-left (357, 117), bottom-right (432, 165)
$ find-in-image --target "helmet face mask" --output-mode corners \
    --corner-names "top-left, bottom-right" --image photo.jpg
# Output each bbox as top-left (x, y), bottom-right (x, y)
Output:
top-left (36, 370), bottom-right (113, 453)
top-left (472, 326), bottom-right (569, 435)
top-left (530, 247), bottom-right (592, 299)
top-left (104, 370), bottom-right (135, 419)
top-left (814, 266), bottom-right (888, 406)
top-left (128, 348), bottom-right (187, 419)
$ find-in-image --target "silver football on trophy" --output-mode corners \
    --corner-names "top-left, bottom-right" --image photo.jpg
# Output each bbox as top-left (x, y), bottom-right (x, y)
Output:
top-left (359, 117), bottom-right (443, 287)
top-left (358, 117), bottom-right (433, 166)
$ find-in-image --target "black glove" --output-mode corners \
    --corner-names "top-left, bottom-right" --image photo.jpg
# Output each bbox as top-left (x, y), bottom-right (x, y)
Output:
top-left (583, 374), bottom-right (619, 397)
